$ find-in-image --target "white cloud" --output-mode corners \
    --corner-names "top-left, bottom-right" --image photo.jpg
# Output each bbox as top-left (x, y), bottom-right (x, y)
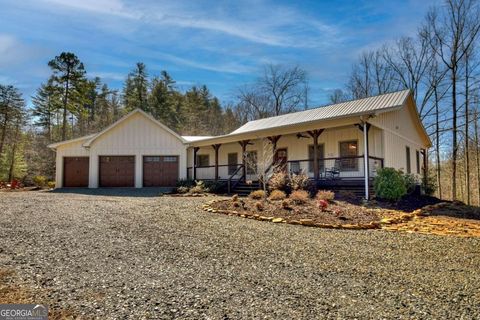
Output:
top-left (33, 0), bottom-right (342, 48)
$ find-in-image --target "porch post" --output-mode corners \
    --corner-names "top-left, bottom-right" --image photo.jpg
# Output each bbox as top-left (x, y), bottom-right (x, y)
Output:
top-left (193, 147), bottom-right (199, 180)
top-left (213, 144), bottom-right (221, 181)
top-left (422, 148), bottom-right (428, 186)
top-left (307, 129), bottom-right (324, 181)
top-left (363, 121), bottom-right (369, 200)
top-left (239, 140), bottom-right (250, 181)
top-left (267, 135), bottom-right (281, 155)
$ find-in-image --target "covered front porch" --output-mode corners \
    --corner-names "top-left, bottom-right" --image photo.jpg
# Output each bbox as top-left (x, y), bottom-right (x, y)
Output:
top-left (187, 119), bottom-right (384, 198)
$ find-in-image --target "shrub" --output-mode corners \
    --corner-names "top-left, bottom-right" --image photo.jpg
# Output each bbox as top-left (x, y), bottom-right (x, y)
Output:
top-left (289, 173), bottom-right (311, 191)
top-left (317, 199), bottom-right (329, 211)
top-left (176, 178), bottom-right (196, 188)
top-left (289, 190), bottom-right (310, 204)
top-left (269, 190), bottom-right (286, 201)
top-left (203, 180), bottom-right (225, 193)
top-left (249, 189), bottom-right (266, 200)
top-left (403, 173), bottom-right (418, 194)
top-left (47, 181), bottom-right (55, 189)
top-left (422, 173), bottom-right (437, 196)
top-left (177, 186), bottom-right (189, 194)
top-left (33, 175), bottom-right (47, 187)
top-left (316, 190), bottom-right (335, 202)
top-left (281, 199), bottom-right (292, 209)
top-left (232, 194), bottom-right (239, 201)
top-left (189, 181), bottom-right (209, 194)
top-left (254, 201), bottom-right (264, 211)
top-left (374, 168), bottom-right (407, 201)
top-left (268, 171), bottom-right (289, 191)
top-left (337, 190), bottom-right (357, 200)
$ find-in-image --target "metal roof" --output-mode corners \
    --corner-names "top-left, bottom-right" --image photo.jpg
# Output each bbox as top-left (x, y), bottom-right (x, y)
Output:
top-left (230, 89), bottom-right (411, 135)
top-left (182, 136), bottom-right (214, 142)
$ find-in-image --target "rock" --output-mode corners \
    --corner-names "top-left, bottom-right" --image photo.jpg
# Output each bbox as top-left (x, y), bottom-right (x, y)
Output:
top-left (272, 218), bottom-right (284, 223)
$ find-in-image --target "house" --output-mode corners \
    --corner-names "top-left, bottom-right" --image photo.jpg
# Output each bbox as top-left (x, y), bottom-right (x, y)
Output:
top-left (49, 89), bottom-right (431, 198)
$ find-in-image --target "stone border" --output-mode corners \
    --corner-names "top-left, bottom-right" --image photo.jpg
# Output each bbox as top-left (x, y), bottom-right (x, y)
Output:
top-left (202, 199), bottom-right (380, 230)
top-left (202, 199), bottom-right (452, 231)
top-left (379, 202), bottom-right (451, 225)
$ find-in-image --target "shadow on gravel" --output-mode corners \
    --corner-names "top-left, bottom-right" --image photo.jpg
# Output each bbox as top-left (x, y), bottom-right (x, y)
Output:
top-left (49, 187), bottom-right (173, 197)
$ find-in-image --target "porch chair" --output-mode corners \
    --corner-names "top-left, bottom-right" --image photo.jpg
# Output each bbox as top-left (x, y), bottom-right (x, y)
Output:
top-left (325, 159), bottom-right (341, 180)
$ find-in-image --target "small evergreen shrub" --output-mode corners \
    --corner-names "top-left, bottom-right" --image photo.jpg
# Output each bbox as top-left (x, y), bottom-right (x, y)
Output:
top-left (422, 173), bottom-right (437, 196)
top-left (289, 190), bottom-right (310, 204)
top-left (47, 181), bottom-right (55, 189)
top-left (289, 173), bottom-right (311, 191)
top-left (176, 186), bottom-right (189, 194)
top-left (33, 175), bottom-right (47, 187)
top-left (203, 180), bottom-right (225, 193)
top-left (249, 189), bottom-right (266, 200)
top-left (254, 201), bottom-right (264, 211)
top-left (269, 190), bottom-right (286, 200)
top-left (374, 168), bottom-right (407, 201)
top-left (403, 173), bottom-right (418, 194)
top-left (315, 190), bottom-right (335, 202)
top-left (189, 181), bottom-right (209, 194)
top-left (176, 178), bottom-right (195, 188)
top-left (268, 172), bottom-right (289, 191)
top-left (281, 199), bottom-right (292, 209)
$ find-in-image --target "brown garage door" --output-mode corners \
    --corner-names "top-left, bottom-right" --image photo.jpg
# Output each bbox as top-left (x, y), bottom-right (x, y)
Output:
top-left (99, 156), bottom-right (135, 187)
top-left (64, 157), bottom-right (89, 187)
top-left (143, 156), bottom-right (179, 187)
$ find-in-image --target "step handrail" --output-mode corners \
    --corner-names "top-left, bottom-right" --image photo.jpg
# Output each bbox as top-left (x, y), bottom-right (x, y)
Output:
top-left (227, 164), bottom-right (245, 194)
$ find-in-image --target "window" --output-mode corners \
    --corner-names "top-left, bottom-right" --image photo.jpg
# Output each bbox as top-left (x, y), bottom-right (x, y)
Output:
top-left (339, 140), bottom-right (358, 171)
top-left (228, 153), bottom-right (238, 175)
top-left (245, 151), bottom-right (257, 174)
top-left (196, 154), bottom-right (209, 167)
top-left (145, 156), bottom-right (160, 162)
top-left (416, 150), bottom-right (420, 174)
top-left (163, 156), bottom-right (178, 163)
top-left (406, 146), bottom-right (411, 174)
top-left (308, 144), bottom-right (325, 173)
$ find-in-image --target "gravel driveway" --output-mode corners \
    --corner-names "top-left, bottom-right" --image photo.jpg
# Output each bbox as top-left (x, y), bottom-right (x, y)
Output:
top-left (0, 190), bottom-right (479, 319)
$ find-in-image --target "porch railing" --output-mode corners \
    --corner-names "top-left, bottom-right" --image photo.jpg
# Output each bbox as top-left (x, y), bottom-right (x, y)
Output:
top-left (187, 156), bottom-right (384, 181)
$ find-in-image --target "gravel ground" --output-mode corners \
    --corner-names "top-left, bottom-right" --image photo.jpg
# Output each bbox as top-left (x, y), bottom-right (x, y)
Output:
top-left (0, 190), bottom-right (479, 319)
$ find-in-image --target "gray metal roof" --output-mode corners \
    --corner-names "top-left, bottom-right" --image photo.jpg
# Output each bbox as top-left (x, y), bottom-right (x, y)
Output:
top-left (230, 89), bottom-right (411, 135)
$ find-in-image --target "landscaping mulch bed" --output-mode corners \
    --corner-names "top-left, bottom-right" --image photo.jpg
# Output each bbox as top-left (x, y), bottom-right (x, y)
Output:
top-left (212, 198), bottom-right (381, 226)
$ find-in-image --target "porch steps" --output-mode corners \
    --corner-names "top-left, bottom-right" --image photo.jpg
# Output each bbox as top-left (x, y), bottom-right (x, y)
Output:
top-left (232, 181), bottom-right (261, 196)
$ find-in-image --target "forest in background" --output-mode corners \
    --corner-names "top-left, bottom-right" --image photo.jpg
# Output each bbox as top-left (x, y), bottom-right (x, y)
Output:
top-left (1, 0), bottom-right (480, 205)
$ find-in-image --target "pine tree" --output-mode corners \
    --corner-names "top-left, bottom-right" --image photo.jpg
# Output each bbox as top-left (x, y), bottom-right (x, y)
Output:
top-left (32, 78), bottom-right (61, 141)
top-left (123, 62), bottom-right (149, 112)
top-left (48, 52), bottom-right (87, 140)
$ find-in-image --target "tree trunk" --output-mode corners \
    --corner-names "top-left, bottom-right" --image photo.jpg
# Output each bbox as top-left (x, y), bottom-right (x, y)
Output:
top-left (8, 122), bottom-right (20, 181)
top-left (475, 108), bottom-right (480, 205)
top-left (451, 68), bottom-right (457, 201)
top-left (434, 86), bottom-right (442, 199)
top-left (0, 115), bottom-right (8, 157)
top-left (464, 56), bottom-right (470, 205)
top-left (62, 67), bottom-right (71, 141)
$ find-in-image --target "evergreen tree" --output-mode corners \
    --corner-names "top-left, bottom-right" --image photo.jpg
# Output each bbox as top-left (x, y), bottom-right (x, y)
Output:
top-left (48, 52), bottom-right (86, 140)
top-left (31, 78), bottom-right (61, 141)
top-left (123, 62), bottom-right (149, 112)
top-left (0, 85), bottom-right (25, 157)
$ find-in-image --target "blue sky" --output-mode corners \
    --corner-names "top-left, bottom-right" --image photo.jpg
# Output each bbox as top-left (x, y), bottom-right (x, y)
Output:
top-left (0, 0), bottom-right (439, 107)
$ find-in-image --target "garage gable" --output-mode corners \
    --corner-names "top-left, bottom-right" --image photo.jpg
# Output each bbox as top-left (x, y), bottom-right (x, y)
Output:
top-left (83, 109), bottom-right (186, 150)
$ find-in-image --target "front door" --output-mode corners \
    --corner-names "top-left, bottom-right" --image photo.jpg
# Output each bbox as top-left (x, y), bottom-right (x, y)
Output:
top-left (274, 148), bottom-right (288, 172)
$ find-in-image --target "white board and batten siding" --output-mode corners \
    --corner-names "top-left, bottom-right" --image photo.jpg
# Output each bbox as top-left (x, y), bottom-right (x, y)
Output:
top-left (53, 111), bottom-right (187, 188)
top-left (370, 98), bottom-right (429, 177)
top-left (54, 137), bottom-right (91, 188)
top-left (87, 112), bottom-right (186, 188)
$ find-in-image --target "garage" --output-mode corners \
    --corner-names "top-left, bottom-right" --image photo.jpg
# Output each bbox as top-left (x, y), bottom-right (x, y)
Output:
top-left (143, 156), bottom-right (179, 187)
top-left (99, 156), bottom-right (135, 187)
top-left (63, 157), bottom-right (89, 187)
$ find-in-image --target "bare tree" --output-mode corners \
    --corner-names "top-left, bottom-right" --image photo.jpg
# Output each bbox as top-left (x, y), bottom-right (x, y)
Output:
top-left (328, 89), bottom-right (349, 104)
top-left (421, 0), bottom-right (480, 200)
top-left (237, 64), bottom-right (308, 120)
top-left (347, 50), bottom-right (399, 99)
